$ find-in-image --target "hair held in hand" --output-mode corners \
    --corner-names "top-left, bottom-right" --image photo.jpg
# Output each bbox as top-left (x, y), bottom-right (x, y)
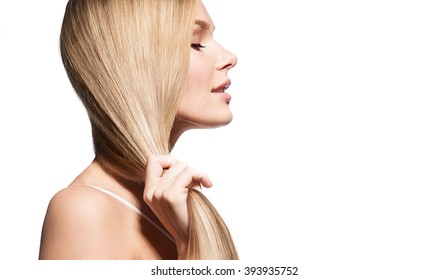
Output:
top-left (60, 0), bottom-right (238, 259)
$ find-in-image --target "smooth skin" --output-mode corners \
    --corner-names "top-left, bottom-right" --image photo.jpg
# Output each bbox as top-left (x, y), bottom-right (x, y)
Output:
top-left (39, 1), bottom-right (237, 260)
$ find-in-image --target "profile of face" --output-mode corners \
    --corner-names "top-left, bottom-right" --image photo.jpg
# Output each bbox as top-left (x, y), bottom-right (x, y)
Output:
top-left (175, 1), bottom-right (238, 131)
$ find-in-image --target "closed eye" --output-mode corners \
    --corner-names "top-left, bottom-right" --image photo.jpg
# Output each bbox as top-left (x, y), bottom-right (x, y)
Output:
top-left (191, 43), bottom-right (206, 51)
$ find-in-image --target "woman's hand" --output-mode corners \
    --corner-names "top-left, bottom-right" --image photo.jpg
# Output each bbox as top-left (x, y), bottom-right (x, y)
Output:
top-left (143, 155), bottom-right (213, 259)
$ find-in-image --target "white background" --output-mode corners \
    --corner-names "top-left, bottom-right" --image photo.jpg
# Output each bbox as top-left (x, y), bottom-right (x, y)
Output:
top-left (1, 0), bottom-right (447, 279)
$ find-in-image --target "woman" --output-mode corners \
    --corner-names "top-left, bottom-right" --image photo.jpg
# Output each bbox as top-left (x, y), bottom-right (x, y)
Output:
top-left (39, 0), bottom-right (238, 260)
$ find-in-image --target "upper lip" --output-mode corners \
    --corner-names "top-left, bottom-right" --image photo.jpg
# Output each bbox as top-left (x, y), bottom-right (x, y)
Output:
top-left (211, 80), bottom-right (231, 93)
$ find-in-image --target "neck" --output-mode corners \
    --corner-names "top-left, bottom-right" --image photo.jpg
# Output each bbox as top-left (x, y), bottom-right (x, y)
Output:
top-left (169, 118), bottom-right (198, 151)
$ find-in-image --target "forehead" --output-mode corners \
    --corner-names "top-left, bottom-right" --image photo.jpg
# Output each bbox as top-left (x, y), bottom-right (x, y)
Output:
top-left (196, 1), bottom-right (215, 29)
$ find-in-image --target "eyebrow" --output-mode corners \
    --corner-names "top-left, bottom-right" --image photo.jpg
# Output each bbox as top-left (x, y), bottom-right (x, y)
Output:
top-left (194, 19), bottom-right (214, 31)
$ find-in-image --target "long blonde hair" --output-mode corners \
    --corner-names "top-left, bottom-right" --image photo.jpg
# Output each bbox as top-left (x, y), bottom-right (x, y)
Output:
top-left (60, 0), bottom-right (238, 259)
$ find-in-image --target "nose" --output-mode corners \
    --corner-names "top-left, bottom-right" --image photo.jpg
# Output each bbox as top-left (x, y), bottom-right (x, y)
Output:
top-left (216, 45), bottom-right (238, 71)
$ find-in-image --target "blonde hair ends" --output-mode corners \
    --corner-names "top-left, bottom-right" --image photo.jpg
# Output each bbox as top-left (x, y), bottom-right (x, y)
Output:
top-left (60, 0), bottom-right (238, 259)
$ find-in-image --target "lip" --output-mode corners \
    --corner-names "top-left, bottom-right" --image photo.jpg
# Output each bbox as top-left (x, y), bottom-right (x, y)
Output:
top-left (211, 80), bottom-right (232, 103)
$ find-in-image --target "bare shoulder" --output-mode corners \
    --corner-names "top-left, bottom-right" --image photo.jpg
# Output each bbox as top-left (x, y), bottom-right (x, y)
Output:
top-left (39, 185), bottom-right (135, 259)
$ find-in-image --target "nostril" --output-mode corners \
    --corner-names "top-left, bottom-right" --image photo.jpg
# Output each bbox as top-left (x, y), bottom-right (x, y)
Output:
top-left (217, 51), bottom-right (237, 70)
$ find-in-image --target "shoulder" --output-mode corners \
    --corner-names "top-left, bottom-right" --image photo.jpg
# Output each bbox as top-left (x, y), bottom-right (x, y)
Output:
top-left (45, 185), bottom-right (118, 220)
top-left (39, 185), bottom-right (135, 259)
top-left (43, 185), bottom-right (119, 229)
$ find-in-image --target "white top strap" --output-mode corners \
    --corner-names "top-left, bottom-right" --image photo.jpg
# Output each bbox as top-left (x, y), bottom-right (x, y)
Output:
top-left (82, 184), bottom-right (176, 244)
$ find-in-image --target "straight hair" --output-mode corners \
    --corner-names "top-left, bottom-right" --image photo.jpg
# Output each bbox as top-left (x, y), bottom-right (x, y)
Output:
top-left (60, 0), bottom-right (238, 259)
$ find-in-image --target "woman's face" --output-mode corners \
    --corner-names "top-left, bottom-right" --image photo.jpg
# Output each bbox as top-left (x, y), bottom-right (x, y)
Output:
top-left (174, 1), bottom-right (238, 132)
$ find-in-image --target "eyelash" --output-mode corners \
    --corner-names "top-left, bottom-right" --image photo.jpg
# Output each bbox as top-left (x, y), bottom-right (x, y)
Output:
top-left (191, 43), bottom-right (206, 51)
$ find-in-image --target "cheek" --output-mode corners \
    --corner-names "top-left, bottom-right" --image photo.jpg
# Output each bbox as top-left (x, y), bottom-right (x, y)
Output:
top-left (185, 54), bottom-right (214, 97)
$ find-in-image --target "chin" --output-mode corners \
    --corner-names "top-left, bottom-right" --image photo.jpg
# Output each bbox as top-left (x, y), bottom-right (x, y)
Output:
top-left (213, 109), bottom-right (233, 126)
top-left (175, 105), bottom-right (233, 129)
top-left (202, 113), bottom-right (233, 128)
top-left (174, 111), bottom-right (233, 131)
top-left (196, 109), bottom-right (234, 129)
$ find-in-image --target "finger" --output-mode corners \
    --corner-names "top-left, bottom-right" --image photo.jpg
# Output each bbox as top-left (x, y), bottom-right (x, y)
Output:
top-left (146, 154), bottom-right (178, 184)
top-left (159, 161), bottom-right (189, 182)
top-left (150, 161), bottom-right (190, 197)
top-left (172, 167), bottom-right (213, 190)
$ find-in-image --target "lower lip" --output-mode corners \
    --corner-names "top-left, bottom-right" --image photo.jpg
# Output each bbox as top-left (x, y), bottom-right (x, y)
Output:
top-left (213, 92), bottom-right (232, 103)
